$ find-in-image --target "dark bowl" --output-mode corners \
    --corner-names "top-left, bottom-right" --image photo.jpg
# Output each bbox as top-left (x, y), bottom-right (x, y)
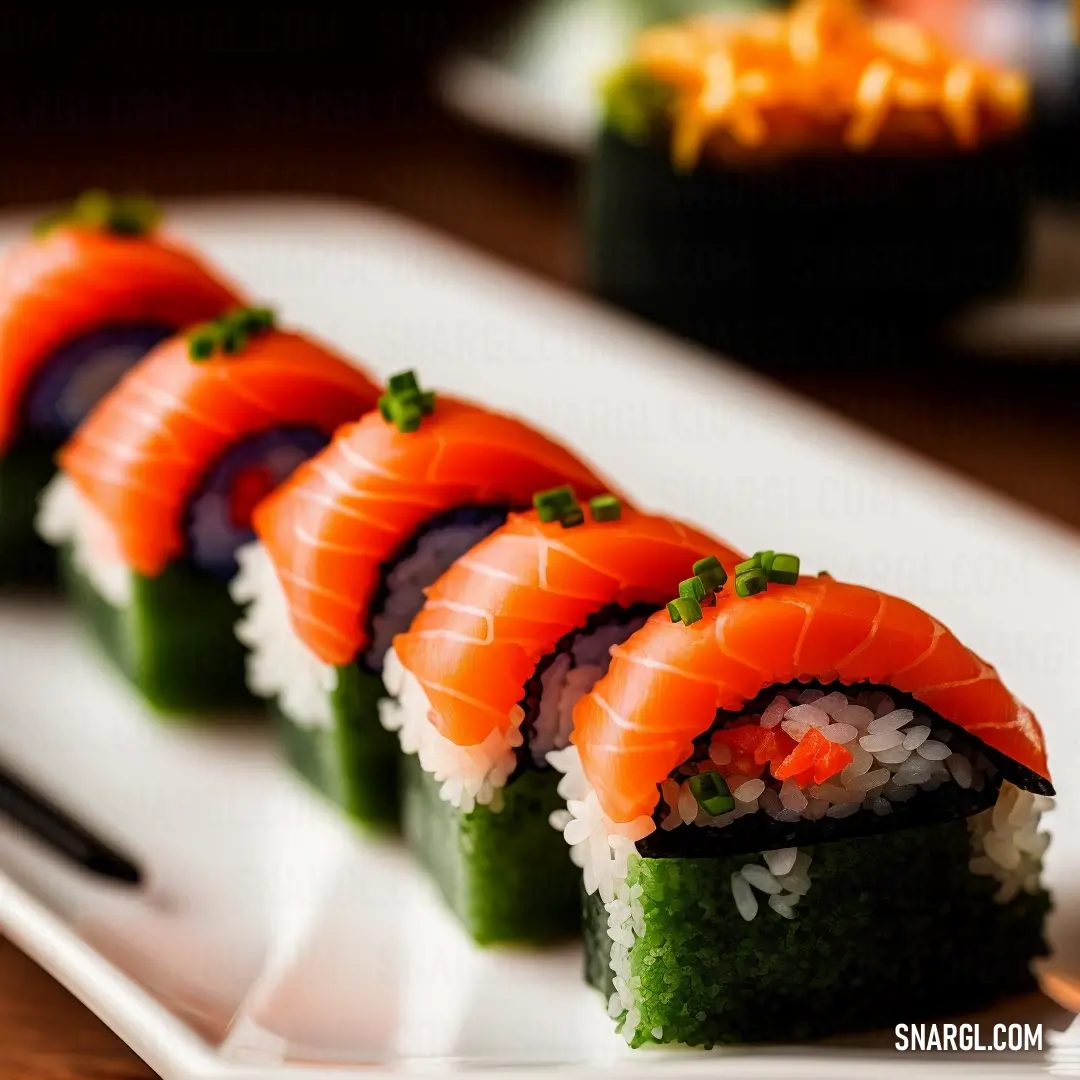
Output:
top-left (584, 127), bottom-right (1032, 366)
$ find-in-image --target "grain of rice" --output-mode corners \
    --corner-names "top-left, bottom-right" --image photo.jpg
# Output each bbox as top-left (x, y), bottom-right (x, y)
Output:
top-left (776, 808), bottom-right (802, 823)
top-left (802, 796), bottom-right (829, 820)
top-left (780, 777), bottom-right (809, 812)
top-left (969, 855), bottom-right (996, 875)
top-left (872, 797), bottom-right (893, 815)
top-left (731, 872), bottom-right (759, 921)
top-left (874, 695), bottom-right (896, 717)
top-left (834, 704), bottom-right (875, 729)
top-left (734, 779), bottom-right (766, 802)
top-left (860, 730), bottom-right (904, 752)
top-left (760, 695), bottom-right (789, 729)
top-left (840, 743), bottom-right (874, 782)
top-left (1008, 789), bottom-right (1036, 828)
top-left (709, 739), bottom-right (733, 767)
top-left (826, 802), bottom-right (861, 818)
top-left (916, 740), bottom-right (951, 761)
top-left (816, 691), bottom-right (850, 716)
top-left (784, 703), bottom-right (831, 729)
top-left (867, 708), bottom-right (914, 734)
top-left (781, 719), bottom-right (812, 740)
top-left (798, 689), bottom-right (825, 704)
top-left (848, 767), bottom-right (891, 793)
top-left (741, 863), bottom-right (784, 894)
top-left (768, 895), bottom-right (797, 919)
top-left (777, 870), bottom-right (812, 895)
top-left (873, 745), bottom-right (911, 765)
top-left (891, 756), bottom-right (934, 787)
top-left (763, 847), bottom-right (798, 876)
top-left (678, 783), bottom-right (699, 824)
top-left (822, 723), bottom-right (858, 744)
top-left (651, 1027), bottom-right (663, 1040)
top-left (901, 724), bottom-right (931, 750)
top-left (758, 787), bottom-right (784, 819)
top-left (945, 753), bottom-right (973, 788)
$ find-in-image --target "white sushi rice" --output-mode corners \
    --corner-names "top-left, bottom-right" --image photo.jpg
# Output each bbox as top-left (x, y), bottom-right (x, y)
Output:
top-left (231, 541), bottom-right (338, 729)
top-left (380, 647), bottom-right (522, 813)
top-left (655, 688), bottom-right (1001, 834)
top-left (381, 609), bottom-right (650, 812)
top-left (35, 473), bottom-right (132, 606)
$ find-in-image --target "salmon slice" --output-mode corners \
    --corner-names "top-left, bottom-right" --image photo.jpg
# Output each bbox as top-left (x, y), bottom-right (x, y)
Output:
top-left (254, 399), bottom-right (615, 667)
top-left (58, 329), bottom-right (381, 576)
top-left (573, 574), bottom-right (1052, 823)
top-left (0, 224), bottom-right (242, 453)
top-left (392, 507), bottom-right (743, 746)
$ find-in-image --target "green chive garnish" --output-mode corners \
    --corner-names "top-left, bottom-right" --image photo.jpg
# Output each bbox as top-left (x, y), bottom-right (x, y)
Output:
top-left (187, 331), bottom-right (217, 361)
top-left (679, 576), bottom-right (706, 602)
top-left (34, 190), bottom-right (163, 239)
top-left (560, 506), bottom-right (585, 528)
top-left (388, 370), bottom-right (420, 395)
top-left (735, 556), bottom-right (761, 576)
top-left (533, 485), bottom-right (577, 523)
top-left (688, 771), bottom-right (735, 816)
top-left (186, 305), bottom-right (276, 361)
top-left (735, 567), bottom-right (768, 597)
top-left (693, 555), bottom-right (728, 593)
top-left (818, 569), bottom-right (832, 578)
top-left (755, 550), bottom-right (776, 576)
top-left (766, 553), bottom-right (800, 585)
top-left (377, 370), bottom-right (437, 433)
top-left (589, 494), bottom-right (622, 522)
top-left (667, 596), bottom-right (703, 625)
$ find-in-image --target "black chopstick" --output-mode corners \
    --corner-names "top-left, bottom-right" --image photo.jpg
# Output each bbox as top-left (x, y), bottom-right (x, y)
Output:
top-left (0, 759), bottom-right (142, 885)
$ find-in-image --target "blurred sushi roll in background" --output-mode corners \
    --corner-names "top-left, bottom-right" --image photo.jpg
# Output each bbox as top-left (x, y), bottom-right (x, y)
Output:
top-left (553, 563), bottom-right (1054, 1046)
top-left (585, 0), bottom-right (1033, 363)
top-left (36, 309), bottom-right (381, 713)
top-left (0, 191), bottom-right (241, 586)
top-left (230, 376), bottom-right (613, 831)
top-left (381, 492), bottom-right (741, 944)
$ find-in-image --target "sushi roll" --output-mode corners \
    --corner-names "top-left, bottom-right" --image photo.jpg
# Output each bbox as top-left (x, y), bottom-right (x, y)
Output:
top-left (0, 191), bottom-right (241, 585)
top-left (36, 309), bottom-right (381, 713)
top-left (586, 0), bottom-right (1031, 362)
top-left (230, 376), bottom-right (613, 830)
top-left (381, 494), bottom-right (742, 944)
top-left (553, 562), bottom-right (1054, 1046)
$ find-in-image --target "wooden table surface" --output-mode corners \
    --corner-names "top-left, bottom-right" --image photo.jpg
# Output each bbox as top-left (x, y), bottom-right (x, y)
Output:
top-left (2, 96), bottom-right (1080, 1080)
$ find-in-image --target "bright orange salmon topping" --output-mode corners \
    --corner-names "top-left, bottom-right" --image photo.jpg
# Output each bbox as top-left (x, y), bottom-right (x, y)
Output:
top-left (620, 0), bottom-right (1028, 167)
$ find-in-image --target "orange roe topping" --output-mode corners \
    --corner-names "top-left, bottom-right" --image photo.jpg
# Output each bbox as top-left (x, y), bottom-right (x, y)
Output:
top-left (622, 0), bottom-right (1029, 167)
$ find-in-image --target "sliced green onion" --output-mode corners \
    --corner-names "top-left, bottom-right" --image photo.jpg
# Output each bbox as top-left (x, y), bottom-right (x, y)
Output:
top-left (35, 190), bottom-right (162, 239)
top-left (419, 389), bottom-right (436, 415)
top-left (688, 771), bottom-right (735, 816)
top-left (560, 506), bottom-right (585, 528)
top-left (533, 485), bottom-right (577, 522)
top-left (818, 569), bottom-right (832, 578)
top-left (187, 329), bottom-right (218, 361)
top-left (734, 555), bottom-right (761, 576)
top-left (237, 306), bottom-right (275, 334)
top-left (766, 553), bottom-right (800, 585)
top-left (693, 554), bottom-right (728, 592)
top-left (755, 550), bottom-right (776, 576)
top-left (588, 494), bottom-right (622, 522)
top-left (667, 596), bottom-right (703, 625)
top-left (388, 370), bottom-right (420, 395)
top-left (735, 567), bottom-right (768, 597)
top-left (679, 576), bottom-right (706, 602)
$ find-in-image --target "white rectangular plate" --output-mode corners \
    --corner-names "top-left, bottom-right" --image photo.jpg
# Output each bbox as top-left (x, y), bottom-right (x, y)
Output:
top-left (0, 197), bottom-right (1078, 1080)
